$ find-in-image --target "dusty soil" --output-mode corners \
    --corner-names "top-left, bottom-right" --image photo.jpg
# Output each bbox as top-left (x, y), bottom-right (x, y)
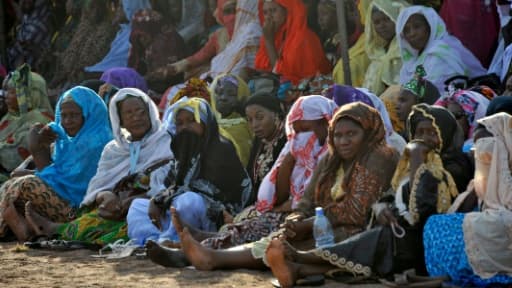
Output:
top-left (0, 242), bottom-right (387, 288)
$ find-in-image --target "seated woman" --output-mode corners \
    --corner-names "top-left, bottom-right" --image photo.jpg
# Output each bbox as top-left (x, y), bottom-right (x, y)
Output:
top-left (128, 9), bottom-right (186, 93)
top-left (245, 92), bottom-right (287, 200)
top-left (208, 0), bottom-right (261, 79)
top-left (148, 101), bottom-right (399, 272)
top-left (151, 0), bottom-right (237, 79)
top-left (435, 90), bottom-right (490, 152)
top-left (84, 0), bottom-right (152, 74)
top-left (265, 103), bottom-right (471, 287)
top-left (424, 112), bottom-right (512, 287)
top-left (50, 1), bottom-right (117, 89)
top-left (324, 84), bottom-right (406, 154)
top-left (0, 65), bottom-right (54, 183)
top-left (0, 86), bottom-right (112, 241)
top-left (363, 0), bottom-right (409, 96)
top-left (145, 95), bottom-right (337, 260)
top-left (127, 97), bottom-right (252, 246)
top-left (396, 6), bottom-right (486, 94)
top-left (255, 0), bottom-right (331, 85)
top-left (330, 0), bottom-right (370, 87)
top-left (24, 88), bottom-right (173, 246)
top-left (210, 73), bottom-right (252, 166)
top-left (395, 65), bottom-right (440, 138)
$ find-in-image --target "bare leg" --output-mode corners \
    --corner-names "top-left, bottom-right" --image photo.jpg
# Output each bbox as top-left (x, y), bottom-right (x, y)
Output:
top-left (180, 227), bottom-right (266, 271)
top-left (2, 202), bottom-right (33, 241)
top-left (145, 240), bottom-right (189, 268)
top-left (24, 202), bottom-right (60, 236)
top-left (266, 239), bottom-right (334, 288)
top-left (171, 207), bottom-right (216, 242)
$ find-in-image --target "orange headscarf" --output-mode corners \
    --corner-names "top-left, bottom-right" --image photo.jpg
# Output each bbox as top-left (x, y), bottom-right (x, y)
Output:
top-left (254, 0), bottom-right (331, 84)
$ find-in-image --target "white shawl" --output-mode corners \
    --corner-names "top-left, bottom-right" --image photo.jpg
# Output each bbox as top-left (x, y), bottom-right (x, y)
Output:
top-left (81, 88), bottom-right (173, 206)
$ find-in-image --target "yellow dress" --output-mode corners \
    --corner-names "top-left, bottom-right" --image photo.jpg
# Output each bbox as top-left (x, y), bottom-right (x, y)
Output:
top-left (332, 34), bottom-right (370, 87)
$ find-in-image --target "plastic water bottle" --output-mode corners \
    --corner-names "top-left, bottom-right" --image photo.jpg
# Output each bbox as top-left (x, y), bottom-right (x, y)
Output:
top-left (313, 207), bottom-right (335, 248)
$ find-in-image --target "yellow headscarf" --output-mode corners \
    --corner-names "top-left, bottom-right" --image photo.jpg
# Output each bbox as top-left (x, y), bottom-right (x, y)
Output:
top-left (209, 73), bottom-right (252, 166)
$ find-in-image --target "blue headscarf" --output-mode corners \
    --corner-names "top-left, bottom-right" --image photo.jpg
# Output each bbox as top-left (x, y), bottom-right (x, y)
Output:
top-left (36, 86), bottom-right (113, 207)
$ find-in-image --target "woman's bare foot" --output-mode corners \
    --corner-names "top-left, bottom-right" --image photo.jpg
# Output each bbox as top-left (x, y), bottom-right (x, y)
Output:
top-left (265, 239), bottom-right (300, 288)
top-left (2, 202), bottom-right (32, 242)
top-left (146, 240), bottom-right (189, 268)
top-left (171, 207), bottom-right (216, 242)
top-left (24, 202), bottom-right (59, 236)
top-left (180, 227), bottom-right (217, 270)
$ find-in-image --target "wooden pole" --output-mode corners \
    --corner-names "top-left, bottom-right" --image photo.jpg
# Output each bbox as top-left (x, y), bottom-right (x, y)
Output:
top-left (335, 0), bottom-right (352, 85)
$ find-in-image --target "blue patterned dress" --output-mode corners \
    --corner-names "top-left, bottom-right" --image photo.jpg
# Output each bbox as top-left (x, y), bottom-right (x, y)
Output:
top-left (424, 213), bottom-right (512, 287)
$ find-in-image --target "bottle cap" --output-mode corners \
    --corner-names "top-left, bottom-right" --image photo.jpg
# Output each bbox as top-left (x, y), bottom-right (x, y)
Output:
top-left (315, 207), bottom-right (324, 215)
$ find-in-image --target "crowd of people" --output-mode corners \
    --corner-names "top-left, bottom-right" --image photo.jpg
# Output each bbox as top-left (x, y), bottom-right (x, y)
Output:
top-left (0, 0), bottom-right (511, 287)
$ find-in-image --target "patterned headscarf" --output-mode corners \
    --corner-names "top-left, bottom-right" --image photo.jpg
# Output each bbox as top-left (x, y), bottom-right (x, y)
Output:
top-left (435, 90), bottom-right (490, 140)
top-left (171, 78), bottom-right (211, 105)
top-left (403, 65), bottom-right (427, 100)
top-left (4, 64), bottom-right (53, 115)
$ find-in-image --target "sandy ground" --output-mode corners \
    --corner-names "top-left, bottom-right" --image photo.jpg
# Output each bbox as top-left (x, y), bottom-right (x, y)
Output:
top-left (0, 242), bottom-right (388, 288)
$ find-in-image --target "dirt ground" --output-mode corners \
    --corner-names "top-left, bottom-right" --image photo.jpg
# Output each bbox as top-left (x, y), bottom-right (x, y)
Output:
top-left (0, 242), bottom-right (388, 288)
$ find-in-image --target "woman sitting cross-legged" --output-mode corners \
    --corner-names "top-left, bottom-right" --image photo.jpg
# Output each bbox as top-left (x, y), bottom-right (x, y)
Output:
top-left (144, 95), bottom-right (337, 265)
top-left (423, 112), bottom-right (512, 287)
top-left (127, 97), bottom-right (252, 246)
top-left (264, 103), bottom-right (473, 287)
top-left (0, 86), bottom-right (112, 241)
top-left (24, 88), bottom-right (173, 246)
top-left (144, 101), bottom-right (399, 272)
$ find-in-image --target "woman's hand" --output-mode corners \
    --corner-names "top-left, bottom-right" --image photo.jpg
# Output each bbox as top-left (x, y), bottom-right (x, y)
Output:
top-left (27, 123), bottom-right (56, 154)
top-left (405, 141), bottom-right (431, 167)
top-left (148, 198), bottom-right (164, 230)
top-left (376, 207), bottom-right (398, 226)
top-left (97, 191), bottom-right (122, 220)
top-left (273, 199), bottom-right (292, 213)
top-left (223, 210), bottom-right (234, 224)
top-left (279, 217), bottom-right (313, 241)
top-left (263, 18), bottom-right (278, 41)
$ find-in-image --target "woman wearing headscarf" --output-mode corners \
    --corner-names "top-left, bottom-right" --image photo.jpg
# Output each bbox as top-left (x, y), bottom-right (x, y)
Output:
top-left (144, 95), bottom-right (338, 267)
top-left (331, 0), bottom-right (370, 87)
top-left (85, 0), bottom-right (152, 73)
top-left (0, 65), bottom-right (53, 182)
top-left (99, 67), bottom-right (149, 98)
top-left (324, 84), bottom-right (407, 154)
top-left (210, 73), bottom-right (252, 166)
top-left (435, 90), bottom-right (490, 152)
top-left (152, 0), bottom-right (240, 80)
top-left (0, 86), bottom-right (112, 241)
top-left (127, 98), bottom-right (252, 246)
top-left (397, 6), bottom-right (486, 94)
top-left (424, 113), bottom-right (512, 287)
top-left (255, 0), bottom-right (331, 85)
top-left (24, 88), bottom-right (173, 246)
top-left (146, 102), bottom-right (399, 275)
top-left (50, 1), bottom-right (117, 88)
top-left (208, 0), bottom-right (262, 79)
top-left (128, 9), bottom-right (186, 93)
top-left (363, 0), bottom-right (409, 96)
top-left (395, 65), bottom-right (440, 137)
top-left (245, 92), bottom-right (287, 200)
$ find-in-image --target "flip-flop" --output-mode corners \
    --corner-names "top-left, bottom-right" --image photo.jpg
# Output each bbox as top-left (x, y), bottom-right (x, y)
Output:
top-left (270, 275), bottom-right (325, 287)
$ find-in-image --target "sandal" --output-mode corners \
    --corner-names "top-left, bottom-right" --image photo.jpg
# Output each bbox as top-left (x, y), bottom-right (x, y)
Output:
top-left (24, 239), bottom-right (101, 251)
top-left (379, 269), bottom-right (449, 288)
top-left (270, 275), bottom-right (325, 287)
top-left (91, 239), bottom-right (141, 259)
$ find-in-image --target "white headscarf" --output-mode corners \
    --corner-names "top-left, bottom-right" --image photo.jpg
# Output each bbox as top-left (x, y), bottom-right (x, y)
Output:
top-left (397, 6), bottom-right (486, 94)
top-left (463, 113), bottom-right (512, 278)
top-left (209, 0), bottom-right (262, 77)
top-left (81, 88), bottom-right (173, 206)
